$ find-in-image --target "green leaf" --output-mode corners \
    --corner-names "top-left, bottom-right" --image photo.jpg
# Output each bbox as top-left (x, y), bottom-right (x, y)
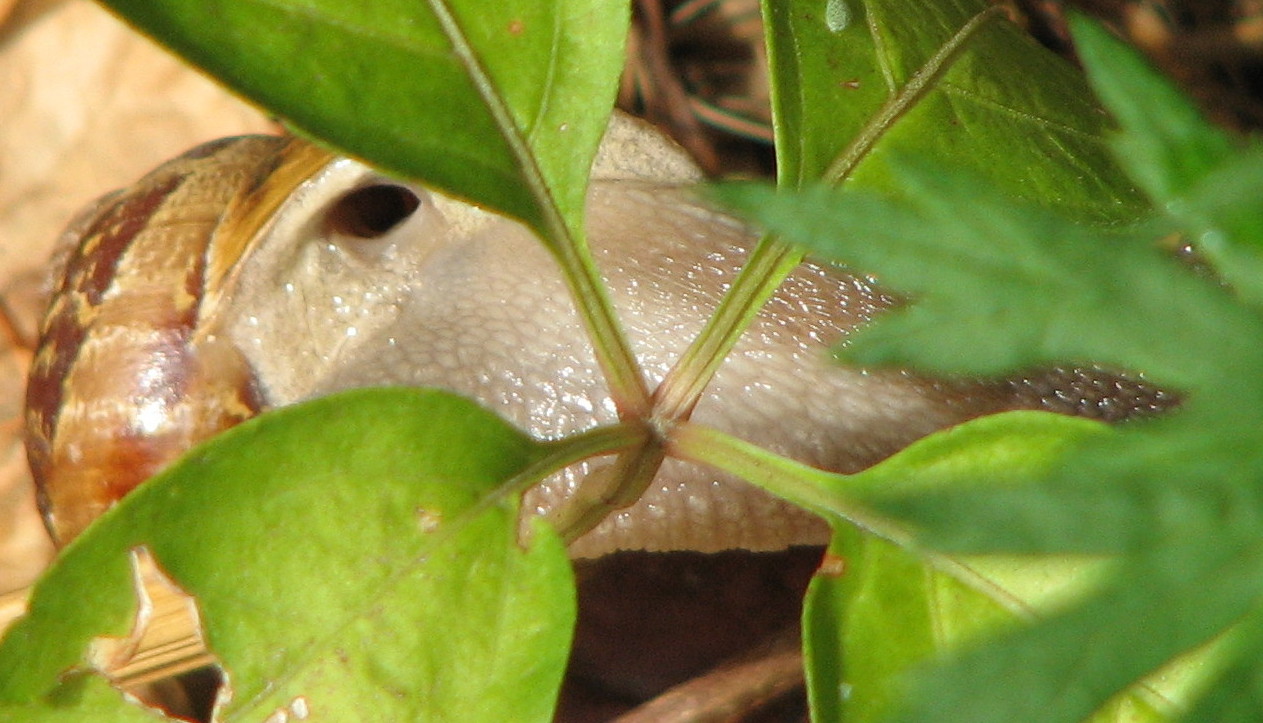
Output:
top-left (803, 528), bottom-right (1015, 723)
top-left (668, 0), bottom-right (1150, 428)
top-left (805, 530), bottom-right (1174, 723)
top-left (97, 0), bottom-right (628, 239)
top-left (860, 409), bottom-right (1263, 556)
top-left (791, 416), bottom-right (1196, 722)
top-left (1069, 16), bottom-right (1234, 205)
top-left (722, 15), bottom-right (1263, 722)
top-left (761, 0), bottom-right (1140, 220)
top-left (0, 389), bottom-right (573, 721)
top-left (1177, 612), bottom-right (1263, 723)
top-left (0, 675), bottom-right (165, 721)
top-left (715, 172), bottom-right (1263, 392)
top-left (888, 537), bottom-right (1256, 723)
top-left (1071, 15), bottom-right (1263, 309)
top-left (677, 415), bottom-right (1179, 720)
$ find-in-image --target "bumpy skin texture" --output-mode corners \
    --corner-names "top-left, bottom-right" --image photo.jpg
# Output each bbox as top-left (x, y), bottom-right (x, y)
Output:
top-left (213, 117), bottom-right (1170, 556)
top-left (29, 115), bottom-right (1173, 553)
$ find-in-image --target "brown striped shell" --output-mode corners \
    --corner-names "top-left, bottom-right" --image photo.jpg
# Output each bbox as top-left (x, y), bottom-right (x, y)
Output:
top-left (23, 136), bottom-right (329, 544)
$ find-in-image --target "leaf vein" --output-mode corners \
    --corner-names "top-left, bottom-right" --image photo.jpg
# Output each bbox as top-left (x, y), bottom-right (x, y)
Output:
top-left (528, 9), bottom-right (566, 140)
top-left (824, 7), bottom-right (1005, 184)
top-left (939, 83), bottom-right (1108, 144)
top-left (864, 3), bottom-right (897, 94)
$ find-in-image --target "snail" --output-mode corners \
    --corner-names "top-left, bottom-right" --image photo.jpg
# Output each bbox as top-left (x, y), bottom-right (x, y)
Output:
top-left (24, 113), bottom-right (1173, 553)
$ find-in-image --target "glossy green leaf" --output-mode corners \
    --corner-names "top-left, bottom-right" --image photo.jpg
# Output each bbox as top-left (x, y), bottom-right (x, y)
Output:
top-left (841, 409), bottom-right (1263, 720)
top-left (805, 528), bottom-right (1173, 723)
top-left (720, 413), bottom-right (1185, 722)
top-left (803, 527), bottom-right (1015, 723)
top-left (96, 0), bottom-right (628, 238)
top-left (761, 0), bottom-right (1140, 221)
top-left (0, 389), bottom-right (573, 721)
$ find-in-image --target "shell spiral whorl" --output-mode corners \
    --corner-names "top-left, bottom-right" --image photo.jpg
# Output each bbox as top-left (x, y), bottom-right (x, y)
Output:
top-left (24, 137), bottom-right (289, 545)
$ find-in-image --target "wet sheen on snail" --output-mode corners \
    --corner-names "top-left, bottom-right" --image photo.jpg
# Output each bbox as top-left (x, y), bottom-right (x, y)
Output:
top-left (24, 114), bottom-right (1173, 552)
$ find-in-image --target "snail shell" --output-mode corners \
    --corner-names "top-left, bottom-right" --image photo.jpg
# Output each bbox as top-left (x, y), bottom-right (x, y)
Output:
top-left (25, 115), bottom-right (1173, 552)
top-left (25, 137), bottom-right (285, 544)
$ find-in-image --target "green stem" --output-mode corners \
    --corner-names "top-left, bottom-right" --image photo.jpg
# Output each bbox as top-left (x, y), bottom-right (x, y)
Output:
top-left (506, 420), bottom-right (666, 546)
top-left (552, 439), bottom-right (666, 546)
top-left (473, 421), bottom-right (651, 526)
top-left (667, 422), bottom-right (910, 545)
top-left (426, 0), bottom-right (651, 418)
top-left (823, 7), bottom-right (1003, 184)
top-left (552, 236), bottom-right (654, 419)
top-left (669, 423), bottom-right (1068, 620)
top-left (653, 235), bottom-right (804, 421)
top-left (654, 9), bottom-right (1010, 424)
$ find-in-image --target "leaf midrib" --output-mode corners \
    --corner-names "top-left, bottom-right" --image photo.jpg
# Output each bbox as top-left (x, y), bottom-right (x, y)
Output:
top-left (824, 6), bottom-right (1004, 185)
top-left (422, 0), bottom-right (560, 234)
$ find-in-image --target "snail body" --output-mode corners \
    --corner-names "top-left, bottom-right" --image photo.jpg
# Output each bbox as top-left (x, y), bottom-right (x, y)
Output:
top-left (25, 115), bottom-right (1170, 552)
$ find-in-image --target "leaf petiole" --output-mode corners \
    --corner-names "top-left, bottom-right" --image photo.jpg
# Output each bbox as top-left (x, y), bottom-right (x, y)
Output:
top-left (653, 235), bottom-right (804, 421)
top-left (467, 420), bottom-right (656, 543)
top-left (421, 0), bottom-right (649, 418)
top-left (667, 421), bottom-right (907, 544)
